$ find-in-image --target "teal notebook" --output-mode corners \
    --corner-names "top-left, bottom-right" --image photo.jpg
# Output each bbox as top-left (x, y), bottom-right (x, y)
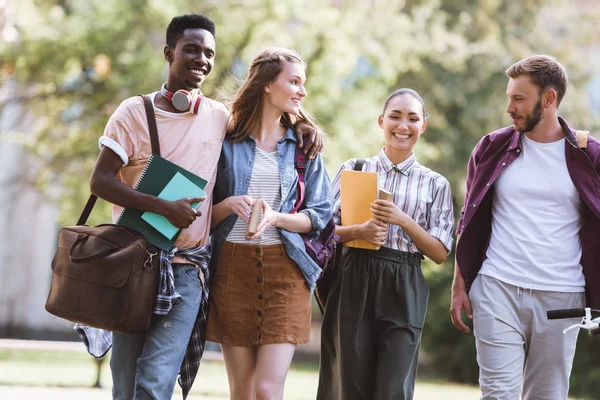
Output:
top-left (116, 154), bottom-right (208, 250)
top-left (141, 172), bottom-right (206, 240)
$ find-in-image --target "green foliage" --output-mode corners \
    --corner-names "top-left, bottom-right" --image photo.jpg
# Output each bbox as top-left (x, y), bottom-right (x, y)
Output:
top-left (422, 258), bottom-right (479, 384)
top-left (3, 0), bottom-right (600, 397)
top-left (571, 333), bottom-right (600, 400)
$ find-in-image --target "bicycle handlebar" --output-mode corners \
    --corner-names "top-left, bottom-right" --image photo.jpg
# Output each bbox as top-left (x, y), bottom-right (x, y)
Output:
top-left (547, 308), bottom-right (600, 320)
top-left (547, 308), bottom-right (600, 337)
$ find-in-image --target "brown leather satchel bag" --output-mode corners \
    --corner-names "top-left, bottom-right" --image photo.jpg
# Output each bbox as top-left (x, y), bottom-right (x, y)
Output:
top-left (45, 95), bottom-right (162, 334)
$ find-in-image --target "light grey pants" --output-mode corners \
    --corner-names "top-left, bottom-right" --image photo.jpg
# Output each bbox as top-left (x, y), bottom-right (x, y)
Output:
top-left (469, 274), bottom-right (585, 400)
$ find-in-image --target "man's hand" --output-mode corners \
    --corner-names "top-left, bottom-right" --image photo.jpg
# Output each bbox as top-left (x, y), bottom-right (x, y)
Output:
top-left (450, 284), bottom-right (473, 333)
top-left (163, 197), bottom-right (205, 229)
top-left (226, 195), bottom-right (255, 223)
top-left (295, 121), bottom-right (324, 160)
top-left (358, 218), bottom-right (388, 247)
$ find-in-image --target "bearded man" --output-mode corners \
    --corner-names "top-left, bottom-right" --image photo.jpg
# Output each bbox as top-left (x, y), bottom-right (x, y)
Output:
top-left (450, 55), bottom-right (600, 400)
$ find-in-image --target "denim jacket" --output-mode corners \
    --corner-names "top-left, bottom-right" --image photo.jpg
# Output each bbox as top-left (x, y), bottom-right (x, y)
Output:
top-left (210, 128), bottom-right (333, 292)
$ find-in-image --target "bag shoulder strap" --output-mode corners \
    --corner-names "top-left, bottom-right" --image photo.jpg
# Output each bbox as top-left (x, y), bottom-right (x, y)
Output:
top-left (575, 130), bottom-right (589, 149)
top-left (77, 95), bottom-right (161, 225)
top-left (141, 94), bottom-right (161, 155)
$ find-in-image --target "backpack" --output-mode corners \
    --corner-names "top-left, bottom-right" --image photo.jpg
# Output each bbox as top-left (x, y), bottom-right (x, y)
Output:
top-left (291, 149), bottom-right (364, 313)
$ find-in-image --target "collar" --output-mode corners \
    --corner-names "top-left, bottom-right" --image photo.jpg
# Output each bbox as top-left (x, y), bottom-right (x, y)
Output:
top-left (377, 148), bottom-right (416, 176)
top-left (558, 117), bottom-right (579, 148)
top-left (282, 127), bottom-right (297, 143)
top-left (247, 127), bottom-right (296, 144)
top-left (505, 116), bottom-right (579, 152)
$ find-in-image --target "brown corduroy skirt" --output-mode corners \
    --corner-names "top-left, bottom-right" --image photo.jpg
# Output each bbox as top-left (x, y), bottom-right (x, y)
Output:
top-left (206, 241), bottom-right (311, 346)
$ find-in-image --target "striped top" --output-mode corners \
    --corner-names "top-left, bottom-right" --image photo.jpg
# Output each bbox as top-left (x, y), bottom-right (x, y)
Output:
top-left (227, 147), bottom-right (282, 244)
top-left (332, 149), bottom-right (454, 253)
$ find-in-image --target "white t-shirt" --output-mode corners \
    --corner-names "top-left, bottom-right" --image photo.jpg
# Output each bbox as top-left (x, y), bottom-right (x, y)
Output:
top-left (480, 135), bottom-right (585, 292)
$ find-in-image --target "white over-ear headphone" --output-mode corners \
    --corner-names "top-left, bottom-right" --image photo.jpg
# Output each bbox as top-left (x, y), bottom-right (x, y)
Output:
top-left (160, 83), bottom-right (205, 114)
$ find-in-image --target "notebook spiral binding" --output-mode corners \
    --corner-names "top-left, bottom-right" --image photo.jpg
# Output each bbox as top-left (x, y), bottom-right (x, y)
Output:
top-left (115, 154), bottom-right (156, 224)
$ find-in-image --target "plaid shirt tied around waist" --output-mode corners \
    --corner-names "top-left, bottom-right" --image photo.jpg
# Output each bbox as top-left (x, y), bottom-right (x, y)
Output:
top-left (75, 245), bottom-right (211, 399)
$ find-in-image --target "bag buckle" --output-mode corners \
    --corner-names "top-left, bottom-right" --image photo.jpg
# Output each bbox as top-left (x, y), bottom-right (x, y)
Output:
top-left (144, 250), bottom-right (158, 269)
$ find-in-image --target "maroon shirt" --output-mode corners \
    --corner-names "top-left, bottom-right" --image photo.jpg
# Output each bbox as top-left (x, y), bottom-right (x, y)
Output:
top-left (456, 117), bottom-right (600, 308)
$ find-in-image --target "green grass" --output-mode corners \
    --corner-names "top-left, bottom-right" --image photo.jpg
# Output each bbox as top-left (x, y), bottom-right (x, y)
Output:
top-left (0, 348), bottom-right (581, 399)
top-left (0, 348), bottom-right (483, 399)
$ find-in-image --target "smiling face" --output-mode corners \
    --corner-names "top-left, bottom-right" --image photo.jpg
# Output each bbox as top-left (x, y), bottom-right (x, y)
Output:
top-left (505, 75), bottom-right (548, 133)
top-left (264, 62), bottom-right (307, 116)
top-left (164, 28), bottom-right (215, 91)
top-left (379, 94), bottom-right (427, 156)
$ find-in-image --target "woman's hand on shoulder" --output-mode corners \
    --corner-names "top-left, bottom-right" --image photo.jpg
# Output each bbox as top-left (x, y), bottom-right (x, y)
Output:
top-left (226, 195), bottom-right (255, 223)
top-left (358, 218), bottom-right (388, 247)
top-left (371, 199), bottom-right (409, 227)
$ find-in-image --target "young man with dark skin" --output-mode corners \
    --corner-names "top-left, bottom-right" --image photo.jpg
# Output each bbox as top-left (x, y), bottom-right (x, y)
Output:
top-left (450, 55), bottom-right (600, 400)
top-left (80, 14), bottom-right (322, 400)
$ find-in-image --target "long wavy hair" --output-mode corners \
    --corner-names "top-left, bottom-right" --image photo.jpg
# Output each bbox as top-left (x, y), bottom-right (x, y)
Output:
top-left (227, 47), bottom-right (319, 142)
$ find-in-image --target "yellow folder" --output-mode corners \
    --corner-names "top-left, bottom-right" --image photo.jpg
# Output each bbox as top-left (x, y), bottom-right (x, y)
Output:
top-left (340, 169), bottom-right (379, 250)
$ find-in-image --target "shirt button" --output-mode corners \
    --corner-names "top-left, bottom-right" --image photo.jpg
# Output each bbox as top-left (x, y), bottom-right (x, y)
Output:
top-left (255, 248), bottom-right (261, 254)
top-left (258, 294), bottom-right (263, 300)
top-left (257, 277), bottom-right (263, 283)
top-left (472, 204), bottom-right (477, 208)
top-left (257, 262), bottom-right (262, 268)
top-left (486, 183), bottom-right (491, 187)
top-left (258, 311), bottom-right (262, 317)
top-left (516, 148), bottom-right (521, 153)
top-left (502, 162), bottom-right (506, 166)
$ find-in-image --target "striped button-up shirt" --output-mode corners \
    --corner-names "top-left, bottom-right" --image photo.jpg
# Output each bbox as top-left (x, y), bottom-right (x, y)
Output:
top-left (331, 149), bottom-right (454, 253)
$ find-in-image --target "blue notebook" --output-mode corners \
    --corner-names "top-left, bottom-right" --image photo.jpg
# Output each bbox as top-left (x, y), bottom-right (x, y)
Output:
top-left (141, 172), bottom-right (207, 240)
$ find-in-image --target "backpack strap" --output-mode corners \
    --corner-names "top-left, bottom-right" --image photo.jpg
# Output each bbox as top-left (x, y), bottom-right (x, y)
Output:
top-left (354, 158), bottom-right (365, 171)
top-left (289, 155), bottom-right (366, 215)
top-left (77, 95), bottom-right (161, 225)
top-left (290, 146), bottom-right (307, 214)
top-left (575, 130), bottom-right (589, 149)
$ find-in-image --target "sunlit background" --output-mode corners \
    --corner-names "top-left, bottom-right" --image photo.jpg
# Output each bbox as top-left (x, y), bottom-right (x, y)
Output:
top-left (1, 0), bottom-right (599, 398)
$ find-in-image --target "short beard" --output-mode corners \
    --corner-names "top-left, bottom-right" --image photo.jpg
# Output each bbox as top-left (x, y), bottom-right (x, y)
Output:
top-left (518, 98), bottom-right (543, 133)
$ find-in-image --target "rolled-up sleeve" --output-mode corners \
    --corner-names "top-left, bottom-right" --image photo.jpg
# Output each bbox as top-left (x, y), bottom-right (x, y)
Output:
top-left (427, 177), bottom-right (455, 252)
top-left (330, 160), bottom-right (355, 226)
top-left (299, 154), bottom-right (334, 235)
top-left (98, 103), bottom-right (137, 166)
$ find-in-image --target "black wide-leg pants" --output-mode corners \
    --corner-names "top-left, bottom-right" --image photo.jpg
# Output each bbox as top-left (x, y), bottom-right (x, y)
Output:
top-left (317, 247), bottom-right (428, 400)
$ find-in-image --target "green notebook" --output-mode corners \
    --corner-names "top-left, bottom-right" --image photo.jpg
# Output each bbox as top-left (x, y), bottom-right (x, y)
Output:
top-left (141, 172), bottom-right (206, 240)
top-left (116, 154), bottom-right (208, 250)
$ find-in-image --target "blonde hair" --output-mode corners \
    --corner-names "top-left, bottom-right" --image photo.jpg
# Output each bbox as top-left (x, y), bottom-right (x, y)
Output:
top-left (227, 47), bottom-right (319, 142)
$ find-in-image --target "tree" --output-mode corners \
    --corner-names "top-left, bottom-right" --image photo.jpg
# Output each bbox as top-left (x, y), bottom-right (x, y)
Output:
top-left (2, 0), bottom-right (599, 396)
